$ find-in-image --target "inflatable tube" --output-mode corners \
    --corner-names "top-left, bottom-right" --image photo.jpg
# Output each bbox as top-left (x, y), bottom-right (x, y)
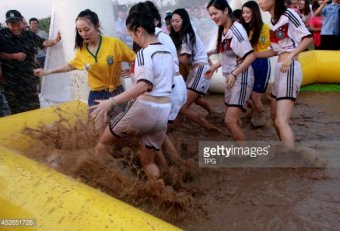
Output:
top-left (0, 101), bottom-right (181, 231)
top-left (299, 50), bottom-right (340, 86)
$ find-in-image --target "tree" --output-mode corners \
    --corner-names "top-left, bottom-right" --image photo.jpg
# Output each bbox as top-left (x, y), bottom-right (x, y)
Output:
top-left (39, 17), bottom-right (51, 34)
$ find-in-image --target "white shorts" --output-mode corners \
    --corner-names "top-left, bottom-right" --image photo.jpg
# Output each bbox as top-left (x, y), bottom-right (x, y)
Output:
top-left (109, 99), bottom-right (171, 150)
top-left (224, 67), bottom-right (254, 112)
top-left (272, 60), bottom-right (302, 100)
top-left (169, 75), bottom-right (187, 122)
top-left (186, 64), bottom-right (211, 94)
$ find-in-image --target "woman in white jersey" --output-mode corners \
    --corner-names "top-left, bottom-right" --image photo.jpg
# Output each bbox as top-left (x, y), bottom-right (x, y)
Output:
top-left (129, 1), bottom-right (187, 165)
top-left (257, 0), bottom-right (312, 147)
top-left (170, 8), bottom-right (219, 131)
top-left (206, 0), bottom-right (256, 142)
top-left (90, 9), bottom-right (174, 178)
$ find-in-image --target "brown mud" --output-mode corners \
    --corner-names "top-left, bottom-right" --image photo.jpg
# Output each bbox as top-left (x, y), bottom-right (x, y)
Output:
top-left (22, 91), bottom-right (340, 230)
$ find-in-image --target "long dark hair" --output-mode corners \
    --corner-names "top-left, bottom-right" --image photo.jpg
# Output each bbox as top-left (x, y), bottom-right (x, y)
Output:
top-left (126, 11), bottom-right (155, 35)
top-left (126, 9), bottom-right (155, 53)
top-left (299, 0), bottom-right (311, 16)
top-left (169, 8), bottom-right (196, 53)
top-left (240, 1), bottom-right (264, 47)
top-left (206, 0), bottom-right (233, 53)
top-left (129, 1), bottom-right (162, 27)
top-left (75, 9), bottom-right (100, 49)
top-left (272, 0), bottom-right (286, 23)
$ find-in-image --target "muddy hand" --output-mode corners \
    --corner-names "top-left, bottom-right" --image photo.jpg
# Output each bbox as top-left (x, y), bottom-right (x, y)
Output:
top-left (89, 99), bottom-right (112, 122)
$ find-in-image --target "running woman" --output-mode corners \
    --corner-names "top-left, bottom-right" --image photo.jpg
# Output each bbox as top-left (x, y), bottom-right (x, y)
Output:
top-left (90, 9), bottom-right (174, 178)
top-left (241, 1), bottom-right (271, 127)
top-left (170, 8), bottom-right (218, 131)
top-left (129, 1), bottom-right (187, 165)
top-left (206, 0), bottom-right (256, 142)
top-left (257, 0), bottom-right (313, 147)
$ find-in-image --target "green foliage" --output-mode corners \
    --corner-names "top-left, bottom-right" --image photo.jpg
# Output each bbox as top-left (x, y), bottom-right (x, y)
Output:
top-left (39, 17), bottom-right (51, 33)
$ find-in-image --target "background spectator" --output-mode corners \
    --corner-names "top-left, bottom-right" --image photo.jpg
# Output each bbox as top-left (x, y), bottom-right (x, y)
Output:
top-left (29, 18), bottom-right (48, 68)
top-left (309, 2), bottom-right (323, 49)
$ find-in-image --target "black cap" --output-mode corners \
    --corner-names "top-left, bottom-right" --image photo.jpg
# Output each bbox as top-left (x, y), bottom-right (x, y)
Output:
top-left (5, 10), bottom-right (23, 23)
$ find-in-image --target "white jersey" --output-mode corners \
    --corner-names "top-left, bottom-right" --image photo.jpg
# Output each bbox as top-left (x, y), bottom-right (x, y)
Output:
top-left (155, 27), bottom-right (180, 73)
top-left (220, 21), bottom-right (253, 75)
top-left (269, 8), bottom-right (311, 55)
top-left (179, 32), bottom-right (208, 65)
top-left (133, 43), bottom-right (174, 97)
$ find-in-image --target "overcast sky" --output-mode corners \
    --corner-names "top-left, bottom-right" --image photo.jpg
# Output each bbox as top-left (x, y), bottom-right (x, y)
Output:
top-left (0, 0), bottom-right (52, 24)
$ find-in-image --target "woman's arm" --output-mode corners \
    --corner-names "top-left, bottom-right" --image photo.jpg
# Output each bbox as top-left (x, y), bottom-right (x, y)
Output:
top-left (280, 36), bottom-right (313, 72)
top-left (314, 0), bottom-right (327, 16)
top-left (34, 64), bottom-right (75, 77)
top-left (232, 52), bottom-right (256, 77)
top-left (255, 49), bottom-right (277, 59)
top-left (89, 81), bottom-right (150, 121)
top-left (225, 52), bottom-right (256, 88)
top-left (207, 49), bottom-right (217, 57)
top-left (205, 59), bottom-right (221, 79)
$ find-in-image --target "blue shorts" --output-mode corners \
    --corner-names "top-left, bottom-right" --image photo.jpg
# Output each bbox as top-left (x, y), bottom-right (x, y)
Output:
top-left (88, 85), bottom-right (125, 118)
top-left (251, 58), bottom-right (271, 94)
top-left (88, 85), bottom-right (124, 106)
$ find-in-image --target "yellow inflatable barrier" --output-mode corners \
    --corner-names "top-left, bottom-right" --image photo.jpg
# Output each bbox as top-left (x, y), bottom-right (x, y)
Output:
top-left (299, 50), bottom-right (340, 86)
top-left (0, 101), bottom-right (181, 231)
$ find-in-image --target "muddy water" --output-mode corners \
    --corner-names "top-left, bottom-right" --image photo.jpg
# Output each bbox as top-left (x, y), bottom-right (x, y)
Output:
top-left (22, 92), bottom-right (340, 230)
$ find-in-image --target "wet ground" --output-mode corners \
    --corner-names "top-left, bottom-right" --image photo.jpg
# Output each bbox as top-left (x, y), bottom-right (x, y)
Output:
top-left (23, 91), bottom-right (340, 231)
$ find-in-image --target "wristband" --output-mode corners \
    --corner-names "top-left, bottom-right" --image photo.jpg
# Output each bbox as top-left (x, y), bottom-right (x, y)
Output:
top-left (109, 97), bottom-right (117, 106)
top-left (231, 71), bottom-right (237, 79)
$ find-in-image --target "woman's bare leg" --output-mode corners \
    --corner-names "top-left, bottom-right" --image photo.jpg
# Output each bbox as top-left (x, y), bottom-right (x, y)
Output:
top-left (273, 99), bottom-right (295, 148)
top-left (225, 106), bottom-right (245, 141)
top-left (140, 145), bottom-right (160, 179)
top-left (180, 90), bottom-right (220, 131)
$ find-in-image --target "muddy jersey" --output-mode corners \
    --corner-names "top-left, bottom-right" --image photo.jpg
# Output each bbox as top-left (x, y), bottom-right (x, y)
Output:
top-left (269, 8), bottom-right (311, 55)
top-left (133, 43), bottom-right (174, 97)
top-left (220, 21), bottom-right (253, 75)
top-left (179, 33), bottom-right (208, 65)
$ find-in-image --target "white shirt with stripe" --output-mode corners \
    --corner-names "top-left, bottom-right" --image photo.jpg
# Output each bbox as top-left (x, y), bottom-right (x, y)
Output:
top-left (220, 21), bottom-right (253, 75)
top-left (179, 32), bottom-right (208, 65)
top-left (134, 43), bottom-right (175, 97)
top-left (269, 8), bottom-right (311, 55)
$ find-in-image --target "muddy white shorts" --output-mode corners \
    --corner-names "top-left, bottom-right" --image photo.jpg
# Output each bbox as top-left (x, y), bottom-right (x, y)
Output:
top-left (186, 64), bottom-right (211, 94)
top-left (224, 67), bottom-right (254, 112)
top-left (109, 99), bottom-right (171, 150)
top-left (272, 60), bottom-right (302, 101)
top-left (169, 74), bottom-right (187, 122)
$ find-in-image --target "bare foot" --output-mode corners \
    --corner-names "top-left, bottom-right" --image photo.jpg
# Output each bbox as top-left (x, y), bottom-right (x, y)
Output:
top-left (296, 147), bottom-right (327, 168)
top-left (143, 163), bottom-right (161, 179)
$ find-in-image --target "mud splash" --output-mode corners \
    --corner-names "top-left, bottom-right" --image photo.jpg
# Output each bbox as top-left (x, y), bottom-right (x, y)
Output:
top-left (22, 110), bottom-right (203, 223)
top-left (21, 91), bottom-right (340, 230)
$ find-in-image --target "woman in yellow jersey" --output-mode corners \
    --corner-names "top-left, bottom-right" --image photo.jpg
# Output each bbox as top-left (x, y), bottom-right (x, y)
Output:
top-left (241, 1), bottom-right (271, 127)
top-left (34, 9), bottom-right (135, 108)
